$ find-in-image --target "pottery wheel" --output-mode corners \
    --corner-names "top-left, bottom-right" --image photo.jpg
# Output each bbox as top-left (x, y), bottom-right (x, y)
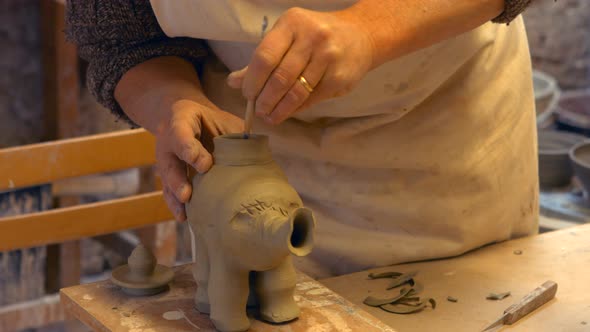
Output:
top-left (111, 244), bottom-right (174, 296)
top-left (111, 264), bottom-right (174, 296)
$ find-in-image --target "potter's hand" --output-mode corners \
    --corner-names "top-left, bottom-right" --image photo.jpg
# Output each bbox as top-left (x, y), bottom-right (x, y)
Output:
top-left (154, 100), bottom-right (242, 221)
top-left (227, 0), bottom-right (509, 125)
top-left (114, 57), bottom-right (243, 221)
top-left (227, 7), bottom-right (374, 124)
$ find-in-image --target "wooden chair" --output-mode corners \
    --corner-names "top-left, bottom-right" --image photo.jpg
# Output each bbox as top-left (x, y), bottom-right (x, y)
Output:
top-left (0, 129), bottom-right (176, 331)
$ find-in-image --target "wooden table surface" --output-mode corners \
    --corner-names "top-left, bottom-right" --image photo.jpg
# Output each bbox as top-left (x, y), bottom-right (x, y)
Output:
top-left (322, 224), bottom-right (590, 332)
top-left (61, 264), bottom-right (394, 332)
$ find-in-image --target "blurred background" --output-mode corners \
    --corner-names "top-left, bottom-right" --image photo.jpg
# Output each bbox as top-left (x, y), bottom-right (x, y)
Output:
top-left (0, 1), bottom-right (588, 331)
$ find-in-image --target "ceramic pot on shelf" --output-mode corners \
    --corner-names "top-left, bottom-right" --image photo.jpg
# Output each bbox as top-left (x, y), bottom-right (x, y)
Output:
top-left (538, 129), bottom-right (586, 188)
top-left (570, 141), bottom-right (590, 197)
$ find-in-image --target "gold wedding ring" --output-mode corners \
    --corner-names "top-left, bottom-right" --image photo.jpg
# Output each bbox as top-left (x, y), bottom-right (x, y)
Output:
top-left (298, 75), bottom-right (314, 93)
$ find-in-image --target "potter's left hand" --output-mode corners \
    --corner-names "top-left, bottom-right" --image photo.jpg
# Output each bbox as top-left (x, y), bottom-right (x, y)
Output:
top-left (227, 7), bottom-right (374, 124)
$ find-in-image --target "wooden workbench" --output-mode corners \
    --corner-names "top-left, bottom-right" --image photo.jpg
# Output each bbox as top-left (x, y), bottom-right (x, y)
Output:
top-left (60, 224), bottom-right (590, 331)
top-left (61, 265), bottom-right (394, 332)
top-left (322, 224), bottom-right (590, 332)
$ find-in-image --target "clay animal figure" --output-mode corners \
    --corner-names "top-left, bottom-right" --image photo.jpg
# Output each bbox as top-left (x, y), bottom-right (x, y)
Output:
top-left (187, 134), bottom-right (315, 332)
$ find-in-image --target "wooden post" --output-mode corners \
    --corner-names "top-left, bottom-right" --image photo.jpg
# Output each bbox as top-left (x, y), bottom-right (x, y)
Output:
top-left (40, 0), bottom-right (81, 293)
top-left (41, 0), bottom-right (79, 141)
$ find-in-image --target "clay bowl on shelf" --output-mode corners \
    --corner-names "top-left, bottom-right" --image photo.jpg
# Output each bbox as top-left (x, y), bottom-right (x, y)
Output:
top-left (570, 141), bottom-right (590, 195)
top-left (538, 130), bottom-right (587, 188)
top-left (533, 70), bottom-right (560, 128)
top-left (555, 89), bottom-right (590, 136)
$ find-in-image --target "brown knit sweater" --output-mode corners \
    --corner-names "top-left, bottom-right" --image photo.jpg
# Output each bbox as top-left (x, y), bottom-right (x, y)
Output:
top-left (65, 0), bottom-right (208, 125)
top-left (65, 0), bottom-right (532, 125)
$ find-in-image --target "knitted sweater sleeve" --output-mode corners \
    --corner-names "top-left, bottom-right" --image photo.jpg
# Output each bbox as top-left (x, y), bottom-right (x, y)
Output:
top-left (493, 0), bottom-right (534, 24)
top-left (64, 0), bottom-right (208, 125)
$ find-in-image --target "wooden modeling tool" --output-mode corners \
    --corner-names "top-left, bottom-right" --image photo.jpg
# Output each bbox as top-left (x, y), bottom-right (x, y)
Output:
top-left (482, 280), bottom-right (558, 331)
top-left (243, 99), bottom-right (254, 138)
top-left (243, 16), bottom-right (268, 139)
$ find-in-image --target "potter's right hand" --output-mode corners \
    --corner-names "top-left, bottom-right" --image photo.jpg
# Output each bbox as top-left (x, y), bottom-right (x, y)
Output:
top-left (114, 57), bottom-right (243, 221)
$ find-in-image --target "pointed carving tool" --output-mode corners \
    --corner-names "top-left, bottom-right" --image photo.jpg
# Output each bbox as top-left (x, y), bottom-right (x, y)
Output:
top-left (482, 280), bottom-right (557, 331)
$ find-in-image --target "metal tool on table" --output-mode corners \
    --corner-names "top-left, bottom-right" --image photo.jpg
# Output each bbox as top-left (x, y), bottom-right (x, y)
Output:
top-left (482, 280), bottom-right (558, 331)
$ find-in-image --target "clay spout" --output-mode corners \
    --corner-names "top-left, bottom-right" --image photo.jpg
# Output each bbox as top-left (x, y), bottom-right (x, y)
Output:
top-left (285, 207), bottom-right (315, 257)
top-left (223, 205), bottom-right (315, 270)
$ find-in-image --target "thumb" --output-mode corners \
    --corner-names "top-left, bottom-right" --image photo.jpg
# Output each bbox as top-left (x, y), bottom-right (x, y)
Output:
top-left (227, 66), bottom-right (248, 89)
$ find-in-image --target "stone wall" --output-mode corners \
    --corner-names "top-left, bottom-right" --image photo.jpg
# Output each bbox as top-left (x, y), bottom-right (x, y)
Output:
top-left (525, 0), bottom-right (590, 89)
top-left (0, 185), bottom-right (51, 306)
top-left (0, 1), bottom-right (129, 149)
top-left (0, 0), bottom-right (43, 147)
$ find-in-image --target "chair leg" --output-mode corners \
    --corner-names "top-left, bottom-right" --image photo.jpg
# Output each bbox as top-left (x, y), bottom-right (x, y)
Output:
top-left (46, 198), bottom-right (81, 294)
top-left (46, 240), bottom-right (81, 294)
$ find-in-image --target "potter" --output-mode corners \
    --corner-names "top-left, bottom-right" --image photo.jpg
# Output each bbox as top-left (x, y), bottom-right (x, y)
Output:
top-left (186, 134), bottom-right (315, 332)
top-left (67, 0), bottom-right (539, 329)
top-left (68, 0), bottom-right (538, 278)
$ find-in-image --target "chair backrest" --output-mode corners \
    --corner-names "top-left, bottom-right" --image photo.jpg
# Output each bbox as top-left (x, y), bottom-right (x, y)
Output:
top-left (0, 129), bottom-right (173, 251)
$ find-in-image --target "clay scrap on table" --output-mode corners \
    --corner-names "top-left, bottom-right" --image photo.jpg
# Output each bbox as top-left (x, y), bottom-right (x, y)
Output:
top-left (363, 270), bottom-right (436, 314)
top-left (186, 134), bottom-right (316, 332)
top-left (486, 291), bottom-right (511, 300)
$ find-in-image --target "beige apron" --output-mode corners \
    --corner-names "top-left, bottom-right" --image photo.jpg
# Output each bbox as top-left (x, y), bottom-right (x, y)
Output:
top-left (151, 0), bottom-right (539, 279)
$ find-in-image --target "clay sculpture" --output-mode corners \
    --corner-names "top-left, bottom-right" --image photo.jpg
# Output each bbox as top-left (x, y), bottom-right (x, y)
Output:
top-left (111, 244), bottom-right (174, 296)
top-left (187, 134), bottom-right (315, 332)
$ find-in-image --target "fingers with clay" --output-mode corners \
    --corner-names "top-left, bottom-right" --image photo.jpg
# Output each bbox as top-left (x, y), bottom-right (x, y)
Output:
top-left (169, 118), bottom-right (212, 174)
top-left (155, 108), bottom-right (214, 222)
top-left (228, 8), bottom-right (372, 125)
top-left (156, 147), bottom-right (190, 222)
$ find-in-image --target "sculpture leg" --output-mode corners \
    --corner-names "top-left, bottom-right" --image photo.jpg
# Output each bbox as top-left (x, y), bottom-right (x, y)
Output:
top-left (208, 255), bottom-right (250, 332)
top-left (255, 256), bottom-right (300, 323)
top-left (191, 231), bottom-right (210, 313)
